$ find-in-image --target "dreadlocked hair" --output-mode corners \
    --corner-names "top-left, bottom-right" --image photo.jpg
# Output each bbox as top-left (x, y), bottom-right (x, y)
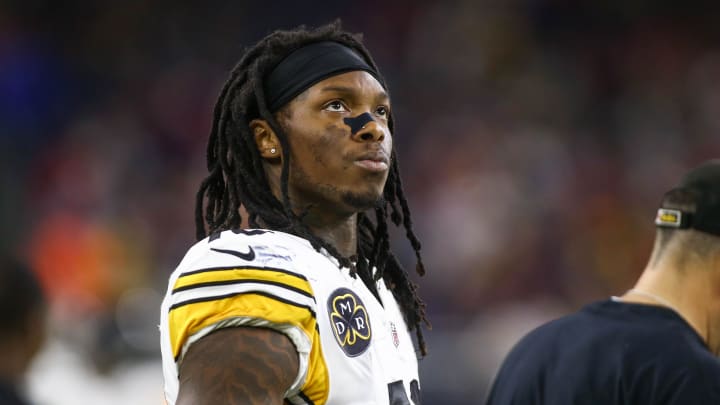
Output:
top-left (194, 20), bottom-right (430, 356)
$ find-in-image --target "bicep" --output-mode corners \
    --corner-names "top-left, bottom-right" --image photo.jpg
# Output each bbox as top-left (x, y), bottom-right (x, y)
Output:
top-left (177, 327), bottom-right (299, 405)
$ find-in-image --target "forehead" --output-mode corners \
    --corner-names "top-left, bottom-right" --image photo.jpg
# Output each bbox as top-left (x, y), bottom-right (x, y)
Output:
top-left (304, 70), bottom-right (388, 100)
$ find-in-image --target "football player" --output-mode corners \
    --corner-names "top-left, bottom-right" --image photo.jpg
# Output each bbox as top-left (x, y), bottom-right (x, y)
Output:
top-left (160, 21), bottom-right (429, 405)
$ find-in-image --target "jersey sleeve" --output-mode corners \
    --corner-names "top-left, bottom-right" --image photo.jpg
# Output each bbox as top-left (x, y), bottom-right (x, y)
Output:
top-left (162, 229), bottom-right (323, 400)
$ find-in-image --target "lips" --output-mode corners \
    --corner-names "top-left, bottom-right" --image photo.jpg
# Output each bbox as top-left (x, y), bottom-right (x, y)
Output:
top-left (354, 151), bottom-right (389, 172)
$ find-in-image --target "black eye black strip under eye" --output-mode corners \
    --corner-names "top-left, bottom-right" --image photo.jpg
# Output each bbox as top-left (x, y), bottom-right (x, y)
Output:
top-left (343, 112), bottom-right (374, 134)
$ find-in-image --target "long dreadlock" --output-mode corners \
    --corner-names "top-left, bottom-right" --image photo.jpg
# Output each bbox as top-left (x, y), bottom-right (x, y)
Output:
top-left (194, 21), bottom-right (430, 355)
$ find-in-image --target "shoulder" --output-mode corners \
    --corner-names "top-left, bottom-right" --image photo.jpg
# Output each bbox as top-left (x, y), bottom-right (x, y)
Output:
top-left (497, 305), bottom-right (602, 367)
top-left (653, 334), bottom-right (720, 378)
top-left (164, 229), bottom-right (318, 319)
top-left (171, 229), bottom-right (314, 278)
top-left (160, 229), bottom-right (321, 385)
top-left (652, 353), bottom-right (720, 403)
top-left (509, 310), bottom-right (582, 347)
top-left (160, 229), bottom-right (330, 404)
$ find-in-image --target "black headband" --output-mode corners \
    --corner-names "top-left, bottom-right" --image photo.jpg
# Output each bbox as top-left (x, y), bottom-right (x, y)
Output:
top-left (264, 41), bottom-right (384, 112)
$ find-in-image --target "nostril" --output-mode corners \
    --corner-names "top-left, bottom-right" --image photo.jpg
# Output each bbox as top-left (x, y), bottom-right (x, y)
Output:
top-left (360, 133), bottom-right (373, 141)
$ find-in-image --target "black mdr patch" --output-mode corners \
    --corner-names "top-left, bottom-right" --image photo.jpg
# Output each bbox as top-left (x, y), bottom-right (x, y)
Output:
top-left (327, 288), bottom-right (372, 356)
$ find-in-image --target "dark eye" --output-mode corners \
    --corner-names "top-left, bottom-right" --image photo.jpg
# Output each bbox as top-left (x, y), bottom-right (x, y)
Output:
top-left (324, 100), bottom-right (348, 112)
top-left (376, 105), bottom-right (389, 118)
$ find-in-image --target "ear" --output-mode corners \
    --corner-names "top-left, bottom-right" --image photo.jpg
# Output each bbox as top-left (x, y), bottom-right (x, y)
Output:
top-left (250, 119), bottom-right (281, 159)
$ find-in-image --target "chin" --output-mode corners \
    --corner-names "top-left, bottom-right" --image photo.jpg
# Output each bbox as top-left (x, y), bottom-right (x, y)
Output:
top-left (341, 190), bottom-right (384, 211)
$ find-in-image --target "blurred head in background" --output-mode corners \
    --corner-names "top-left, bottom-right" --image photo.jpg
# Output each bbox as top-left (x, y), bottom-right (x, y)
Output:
top-left (633, 159), bottom-right (720, 354)
top-left (0, 257), bottom-right (47, 402)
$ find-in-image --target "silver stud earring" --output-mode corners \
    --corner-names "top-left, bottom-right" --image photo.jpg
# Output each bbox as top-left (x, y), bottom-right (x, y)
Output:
top-left (270, 148), bottom-right (277, 154)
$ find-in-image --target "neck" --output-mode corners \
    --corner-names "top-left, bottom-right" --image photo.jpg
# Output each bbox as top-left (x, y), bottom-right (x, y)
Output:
top-left (266, 173), bottom-right (359, 259)
top-left (621, 261), bottom-right (718, 353)
top-left (301, 209), bottom-right (358, 258)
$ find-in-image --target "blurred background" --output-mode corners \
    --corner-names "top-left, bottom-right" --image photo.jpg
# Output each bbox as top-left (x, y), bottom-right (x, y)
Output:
top-left (2, 0), bottom-right (720, 403)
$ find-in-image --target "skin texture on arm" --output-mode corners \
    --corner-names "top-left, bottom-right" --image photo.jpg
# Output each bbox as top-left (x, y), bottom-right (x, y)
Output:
top-left (176, 327), bottom-right (299, 405)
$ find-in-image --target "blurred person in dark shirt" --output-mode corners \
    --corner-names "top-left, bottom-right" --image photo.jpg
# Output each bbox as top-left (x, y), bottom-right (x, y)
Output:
top-left (0, 257), bottom-right (47, 405)
top-left (486, 160), bottom-right (720, 405)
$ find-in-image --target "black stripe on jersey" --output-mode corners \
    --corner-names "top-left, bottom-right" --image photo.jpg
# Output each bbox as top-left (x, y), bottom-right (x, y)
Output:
top-left (170, 291), bottom-right (318, 362)
top-left (168, 291), bottom-right (317, 320)
top-left (179, 265), bottom-right (308, 280)
top-left (285, 391), bottom-right (315, 405)
top-left (297, 390), bottom-right (315, 404)
top-left (172, 278), bottom-right (315, 300)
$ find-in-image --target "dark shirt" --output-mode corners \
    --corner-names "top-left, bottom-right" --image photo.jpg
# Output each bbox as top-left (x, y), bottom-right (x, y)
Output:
top-left (0, 380), bottom-right (31, 405)
top-left (486, 299), bottom-right (720, 405)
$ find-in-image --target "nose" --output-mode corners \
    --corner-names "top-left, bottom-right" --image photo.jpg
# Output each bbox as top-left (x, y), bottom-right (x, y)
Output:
top-left (352, 119), bottom-right (386, 143)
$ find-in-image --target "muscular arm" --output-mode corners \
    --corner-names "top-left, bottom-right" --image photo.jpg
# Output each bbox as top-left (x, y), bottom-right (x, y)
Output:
top-left (177, 327), bottom-right (299, 405)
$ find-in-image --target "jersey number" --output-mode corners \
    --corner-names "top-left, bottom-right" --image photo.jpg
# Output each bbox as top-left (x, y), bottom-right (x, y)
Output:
top-left (388, 380), bottom-right (421, 405)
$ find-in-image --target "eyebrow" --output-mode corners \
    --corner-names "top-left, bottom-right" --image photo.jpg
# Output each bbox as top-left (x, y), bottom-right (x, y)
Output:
top-left (319, 85), bottom-right (389, 102)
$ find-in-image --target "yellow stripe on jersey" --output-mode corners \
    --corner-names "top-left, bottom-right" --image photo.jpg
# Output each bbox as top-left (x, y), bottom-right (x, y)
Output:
top-left (168, 266), bottom-right (329, 403)
top-left (168, 291), bottom-right (329, 403)
top-left (168, 291), bottom-right (314, 360)
top-left (172, 267), bottom-right (313, 297)
top-left (300, 326), bottom-right (329, 405)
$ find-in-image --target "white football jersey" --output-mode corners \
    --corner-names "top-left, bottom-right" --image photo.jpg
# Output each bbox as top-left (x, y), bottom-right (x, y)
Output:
top-left (160, 229), bottom-right (421, 404)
